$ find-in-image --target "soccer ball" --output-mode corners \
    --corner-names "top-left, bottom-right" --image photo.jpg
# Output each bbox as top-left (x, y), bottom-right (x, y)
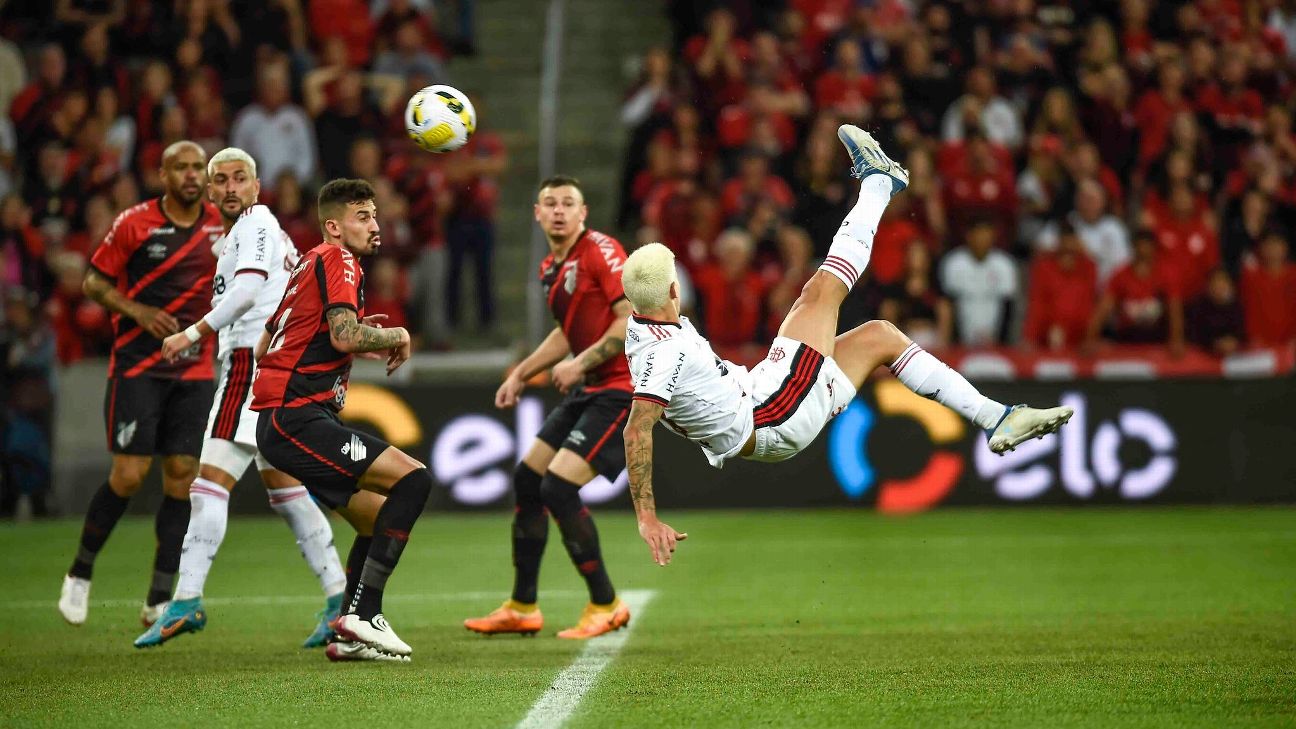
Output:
top-left (405, 84), bottom-right (476, 153)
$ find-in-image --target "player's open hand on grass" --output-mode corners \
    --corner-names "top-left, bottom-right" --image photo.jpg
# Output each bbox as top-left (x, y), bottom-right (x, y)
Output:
top-left (551, 359), bottom-right (584, 394)
top-left (160, 331), bottom-right (192, 362)
top-left (495, 374), bottom-right (526, 408)
top-left (135, 304), bottom-right (180, 339)
top-left (639, 515), bottom-right (687, 566)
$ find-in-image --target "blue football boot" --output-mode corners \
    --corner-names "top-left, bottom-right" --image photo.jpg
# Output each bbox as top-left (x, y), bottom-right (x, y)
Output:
top-left (134, 597), bottom-right (206, 648)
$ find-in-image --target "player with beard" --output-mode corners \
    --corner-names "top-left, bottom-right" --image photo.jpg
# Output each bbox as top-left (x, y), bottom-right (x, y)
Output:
top-left (463, 176), bottom-right (633, 640)
top-left (252, 178), bottom-right (432, 662)
top-left (59, 141), bottom-right (223, 628)
top-left (134, 148), bottom-right (374, 650)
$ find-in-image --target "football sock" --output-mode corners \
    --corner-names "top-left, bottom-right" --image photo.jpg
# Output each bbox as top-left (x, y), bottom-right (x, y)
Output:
top-left (267, 486), bottom-right (346, 597)
top-left (342, 534), bottom-right (372, 607)
top-left (819, 174), bottom-right (893, 291)
top-left (174, 478), bottom-right (230, 600)
top-left (510, 464), bottom-right (548, 605)
top-left (148, 495), bottom-right (191, 606)
top-left (68, 481), bottom-right (130, 580)
top-left (350, 468), bottom-right (433, 620)
top-left (891, 343), bottom-right (1007, 430)
top-left (541, 473), bottom-right (615, 605)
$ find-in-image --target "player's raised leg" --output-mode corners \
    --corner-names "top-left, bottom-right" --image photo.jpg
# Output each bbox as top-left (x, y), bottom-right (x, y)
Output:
top-left (831, 321), bottom-right (1073, 452)
top-left (775, 125), bottom-right (908, 357)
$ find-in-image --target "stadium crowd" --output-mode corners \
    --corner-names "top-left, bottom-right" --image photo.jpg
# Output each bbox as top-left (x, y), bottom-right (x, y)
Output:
top-left (619, 0), bottom-right (1296, 364)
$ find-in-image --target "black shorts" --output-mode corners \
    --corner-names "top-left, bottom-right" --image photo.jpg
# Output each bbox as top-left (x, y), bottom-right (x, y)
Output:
top-left (536, 387), bottom-right (632, 480)
top-left (103, 376), bottom-right (215, 457)
top-left (255, 404), bottom-right (387, 510)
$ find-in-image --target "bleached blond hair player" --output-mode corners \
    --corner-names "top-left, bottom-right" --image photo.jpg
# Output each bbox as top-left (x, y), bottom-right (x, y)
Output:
top-left (621, 125), bottom-right (1074, 565)
top-left (134, 147), bottom-right (382, 651)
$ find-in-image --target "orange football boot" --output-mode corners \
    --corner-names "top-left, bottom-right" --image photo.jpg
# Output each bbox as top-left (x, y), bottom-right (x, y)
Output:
top-left (556, 598), bottom-right (631, 639)
top-left (463, 601), bottom-right (544, 635)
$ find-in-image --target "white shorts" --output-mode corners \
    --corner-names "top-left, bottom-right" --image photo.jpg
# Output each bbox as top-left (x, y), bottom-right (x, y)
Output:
top-left (202, 348), bottom-right (262, 475)
top-left (744, 337), bottom-right (856, 463)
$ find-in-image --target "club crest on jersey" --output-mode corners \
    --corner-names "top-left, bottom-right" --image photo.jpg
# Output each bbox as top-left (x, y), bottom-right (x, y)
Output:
top-left (769, 347), bottom-right (786, 363)
top-left (563, 262), bottom-right (579, 294)
top-left (146, 242), bottom-right (168, 259)
top-left (116, 420), bottom-right (137, 449)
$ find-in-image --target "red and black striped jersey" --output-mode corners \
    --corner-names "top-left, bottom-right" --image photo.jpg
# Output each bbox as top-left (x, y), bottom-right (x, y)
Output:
top-left (88, 198), bottom-right (222, 380)
top-left (539, 229), bottom-right (632, 392)
top-left (251, 242), bottom-right (365, 412)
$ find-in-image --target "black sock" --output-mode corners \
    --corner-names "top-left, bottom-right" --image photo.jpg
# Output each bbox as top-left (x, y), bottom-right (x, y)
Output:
top-left (148, 495), bottom-right (190, 606)
top-left (541, 473), bottom-right (615, 605)
top-left (510, 464), bottom-right (548, 604)
top-left (68, 481), bottom-right (130, 580)
top-left (343, 534), bottom-right (373, 608)
top-left (350, 469), bottom-right (433, 620)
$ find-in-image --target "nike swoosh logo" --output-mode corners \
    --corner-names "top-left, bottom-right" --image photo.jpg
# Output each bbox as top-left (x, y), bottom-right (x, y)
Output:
top-left (160, 616), bottom-right (188, 638)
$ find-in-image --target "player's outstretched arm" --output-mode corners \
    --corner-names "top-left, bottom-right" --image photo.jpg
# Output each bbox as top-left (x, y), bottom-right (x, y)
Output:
top-left (624, 398), bottom-right (687, 566)
top-left (83, 268), bottom-right (179, 338)
top-left (326, 306), bottom-right (411, 374)
top-left (496, 326), bottom-right (571, 408)
top-left (553, 299), bottom-right (633, 394)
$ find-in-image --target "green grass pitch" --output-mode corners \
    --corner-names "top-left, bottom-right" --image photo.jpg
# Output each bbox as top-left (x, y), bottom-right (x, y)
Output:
top-left (2, 507), bottom-right (1293, 728)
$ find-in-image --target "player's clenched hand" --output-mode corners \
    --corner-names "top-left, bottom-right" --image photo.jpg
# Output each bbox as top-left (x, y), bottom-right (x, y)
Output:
top-left (638, 516), bottom-right (687, 566)
top-left (135, 305), bottom-right (180, 339)
top-left (160, 331), bottom-right (192, 362)
top-left (551, 359), bottom-right (584, 394)
top-left (385, 327), bottom-right (412, 375)
top-left (495, 374), bottom-right (526, 409)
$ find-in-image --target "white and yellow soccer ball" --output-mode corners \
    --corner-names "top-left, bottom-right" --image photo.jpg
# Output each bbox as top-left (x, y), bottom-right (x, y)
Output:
top-left (405, 84), bottom-right (476, 154)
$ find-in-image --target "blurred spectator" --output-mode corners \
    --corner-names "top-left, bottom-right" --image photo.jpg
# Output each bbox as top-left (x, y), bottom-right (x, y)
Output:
top-left (814, 38), bottom-right (875, 123)
top-left (877, 241), bottom-right (951, 350)
top-left (941, 132), bottom-right (1017, 241)
top-left (0, 34), bottom-right (25, 114)
top-left (1241, 231), bottom-right (1296, 346)
top-left (273, 173), bottom-right (318, 254)
top-left (0, 195), bottom-right (48, 298)
top-left (45, 249), bottom-right (109, 364)
top-left (1133, 60), bottom-right (1190, 170)
top-left (683, 8), bottom-right (748, 116)
top-left (1221, 188), bottom-right (1282, 276)
top-left (764, 225), bottom-right (814, 335)
top-left (373, 20), bottom-right (450, 85)
top-left (940, 220), bottom-right (1019, 346)
top-left (306, 67), bottom-right (397, 180)
top-left (1037, 179), bottom-right (1130, 285)
top-left (1087, 231), bottom-right (1185, 351)
top-left (899, 36), bottom-right (956, 135)
top-left (692, 228), bottom-right (765, 347)
top-left (11, 43), bottom-right (66, 147)
top-left (721, 152), bottom-right (793, 221)
top-left (940, 66), bottom-right (1023, 150)
top-left (309, 0), bottom-right (376, 68)
top-left (364, 257), bottom-right (409, 330)
top-left (1187, 268), bottom-right (1246, 357)
top-left (444, 120), bottom-right (506, 332)
top-left (1022, 223), bottom-right (1098, 351)
top-left (0, 287), bottom-right (54, 518)
top-left (229, 61), bottom-right (317, 190)
top-left (1146, 182), bottom-right (1220, 300)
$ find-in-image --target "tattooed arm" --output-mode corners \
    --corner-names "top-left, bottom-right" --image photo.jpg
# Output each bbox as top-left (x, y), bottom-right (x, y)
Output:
top-left (326, 306), bottom-right (412, 375)
top-left (623, 398), bottom-right (687, 565)
top-left (552, 298), bottom-right (633, 394)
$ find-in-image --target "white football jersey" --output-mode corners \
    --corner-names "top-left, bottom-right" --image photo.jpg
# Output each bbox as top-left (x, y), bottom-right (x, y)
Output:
top-left (211, 204), bottom-right (298, 360)
top-left (624, 314), bottom-right (754, 468)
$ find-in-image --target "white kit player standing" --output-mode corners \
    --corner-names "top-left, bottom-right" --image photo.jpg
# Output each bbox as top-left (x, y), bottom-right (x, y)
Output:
top-left (135, 148), bottom-right (378, 650)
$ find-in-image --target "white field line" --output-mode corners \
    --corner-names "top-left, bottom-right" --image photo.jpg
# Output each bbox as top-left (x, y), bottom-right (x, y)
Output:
top-left (514, 588), bottom-right (657, 729)
top-left (4, 590), bottom-right (587, 611)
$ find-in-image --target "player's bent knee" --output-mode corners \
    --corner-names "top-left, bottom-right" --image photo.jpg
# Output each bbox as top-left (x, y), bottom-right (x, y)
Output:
top-left (547, 449), bottom-right (596, 486)
top-left (359, 446), bottom-right (427, 494)
top-left (538, 471), bottom-right (584, 516)
top-left (108, 457), bottom-right (150, 495)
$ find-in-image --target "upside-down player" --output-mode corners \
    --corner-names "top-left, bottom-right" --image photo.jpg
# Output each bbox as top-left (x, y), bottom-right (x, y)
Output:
top-left (252, 178), bottom-right (433, 662)
top-left (134, 148), bottom-right (370, 650)
top-left (621, 126), bottom-right (1074, 565)
top-left (58, 141), bottom-right (222, 627)
top-left (464, 176), bottom-right (633, 639)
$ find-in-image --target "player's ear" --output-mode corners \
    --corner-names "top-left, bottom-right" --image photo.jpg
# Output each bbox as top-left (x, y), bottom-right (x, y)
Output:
top-left (533, 203), bottom-right (542, 222)
top-left (251, 178), bottom-right (261, 204)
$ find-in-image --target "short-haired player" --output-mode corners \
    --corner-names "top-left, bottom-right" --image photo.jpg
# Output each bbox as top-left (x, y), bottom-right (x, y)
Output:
top-left (621, 126), bottom-right (1074, 565)
top-left (134, 149), bottom-right (369, 650)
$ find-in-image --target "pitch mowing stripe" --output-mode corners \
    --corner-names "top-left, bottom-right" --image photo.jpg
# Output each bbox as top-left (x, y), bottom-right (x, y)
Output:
top-left (7, 590), bottom-right (588, 610)
top-left (515, 589), bottom-right (656, 729)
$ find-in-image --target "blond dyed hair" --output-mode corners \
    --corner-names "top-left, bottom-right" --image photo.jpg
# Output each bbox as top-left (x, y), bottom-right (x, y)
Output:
top-left (207, 147), bottom-right (258, 179)
top-left (622, 242), bottom-right (677, 313)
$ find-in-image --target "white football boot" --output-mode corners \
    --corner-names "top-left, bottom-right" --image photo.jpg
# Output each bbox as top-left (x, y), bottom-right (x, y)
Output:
top-left (58, 575), bottom-right (91, 625)
top-left (332, 613), bottom-right (412, 656)
top-left (325, 640), bottom-right (410, 663)
top-left (140, 601), bottom-right (169, 628)
top-left (988, 404), bottom-right (1075, 454)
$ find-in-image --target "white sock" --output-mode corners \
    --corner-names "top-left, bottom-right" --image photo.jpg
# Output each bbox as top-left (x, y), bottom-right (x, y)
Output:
top-left (175, 478), bottom-right (230, 600)
top-left (819, 174), bottom-right (893, 290)
top-left (890, 343), bottom-right (1007, 431)
top-left (267, 486), bottom-right (346, 597)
